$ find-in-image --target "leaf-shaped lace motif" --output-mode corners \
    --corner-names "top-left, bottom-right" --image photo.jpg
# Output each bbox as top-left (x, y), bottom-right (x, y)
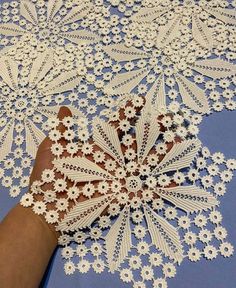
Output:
top-left (157, 186), bottom-right (219, 213)
top-left (193, 59), bottom-right (236, 79)
top-left (66, 106), bottom-right (85, 119)
top-left (60, 30), bottom-right (100, 45)
top-left (0, 46), bottom-right (12, 58)
top-left (0, 23), bottom-right (26, 36)
top-left (207, 7), bottom-right (236, 25)
top-left (192, 14), bottom-right (213, 49)
top-left (58, 194), bottom-right (115, 232)
top-left (53, 156), bottom-right (114, 182)
top-left (0, 56), bottom-right (18, 91)
top-left (155, 16), bottom-right (181, 49)
top-left (144, 205), bottom-right (183, 263)
top-left (105, 207), bottom-right (132, 272)
top-left (131, 7), bottom-right (169, 23)
top-left (25, 119), bottom-right (45, 158)
top-left (36, 106), bottom-right (59, 118)
top-left (152, 139), bottom-right (201, 175)
top-left (29, 49), bottom-right (53, 88)
top-left (145, 73), bottom-right (166, 110)
top-left (42, 71), bottom-right (81, 95)
top-left (135, 111), bottom-right (160, 164)
top-left (105, 67), bottom-right (150, 95)
top-left (93, 118), bottom-right (125, 166)
top-left (0, 120), bottom-right (14, 161)
top-left (60, 1), bottom-right (93, 25)
top-left (103, 44), bottom-right (149, 62)
top-left (175, 74), bottom-right (210, 114)
top-left (20, 0), bottom-right (38, 25)
top-left (37, 105), bottom-right (84, 120)
top-left (47, 0), bottom-right (63, 21)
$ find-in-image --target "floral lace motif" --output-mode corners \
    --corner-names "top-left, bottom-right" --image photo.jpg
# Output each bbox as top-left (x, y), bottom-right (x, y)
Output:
top-left (0, 1), bottom-right (235, 198)
top-left (0, 0), bottom-right (120, 196)
top-left (21, 99), bottom-right (235, 287)
top-left (0, 0), bottom-right (235, 287)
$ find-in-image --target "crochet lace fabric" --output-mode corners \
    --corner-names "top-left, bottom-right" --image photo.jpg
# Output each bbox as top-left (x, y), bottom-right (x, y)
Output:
top-left (0, 0), bottom-right (235, 287)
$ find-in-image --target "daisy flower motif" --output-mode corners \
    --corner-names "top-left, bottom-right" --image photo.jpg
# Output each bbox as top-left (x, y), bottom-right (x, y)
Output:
top-left (0, 52), bottom-right (53, 163)
top-left (0, 0), bottom-right (101, 47)
top-left (53, 106), bottom-right (218, 271)
top-left (0, 42), bottom-right (89, 195)
top-left (20, 99), bottom-right (235, 286)
top-left (126, 0), bottom-right (236, 53)
top-left (102, 42), bottom-right (236, 115)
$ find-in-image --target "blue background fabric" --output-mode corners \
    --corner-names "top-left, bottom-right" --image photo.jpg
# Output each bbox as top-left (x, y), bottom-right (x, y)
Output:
top-left (0, 110), bottom-right (235, 288)
top-left (0, 0), bottom-right (236, 286)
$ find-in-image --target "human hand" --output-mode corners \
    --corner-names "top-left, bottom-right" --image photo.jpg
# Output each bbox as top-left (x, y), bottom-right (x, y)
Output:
top-left (21, 100), bottom-right (183, 237)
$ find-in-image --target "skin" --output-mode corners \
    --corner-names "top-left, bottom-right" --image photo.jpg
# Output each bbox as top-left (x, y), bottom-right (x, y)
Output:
top-left (0, 107), bottom-right (71, 288)
top-left (0, 103), bottom-right (179, 287)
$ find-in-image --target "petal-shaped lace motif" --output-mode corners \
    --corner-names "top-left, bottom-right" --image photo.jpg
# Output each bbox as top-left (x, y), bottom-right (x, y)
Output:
top-left (105, 67), bottom-right (150, 95)
top-left (47, 0), bottom-right (63, 22)
top-left (175, 74), bottom-right (210, 114)
top-left (53, 156), bottom-right (114, 182)
top-left (131, 7), bottom-right (169, 23)
top-left (135, 111), bottom-right (160, 164)
top-left (155, 16), bottom-right (181, 49)
top-left (60, 2), bottom-right (93, 25)
top-left (20, 0), bottom-right (38, 25)
top-left (36, 106), bottom-right (59, 118)
top-left (152, 139), bottom-right (201, 175)
top-left (42, 71), bottom-right (81, 95)
top-left (192, 14), bottom-right (213, 49)
top-left (25, 119), bottom-right (45, 158)
top-left (58, 194), bottom-right (115, 232)
top-left (37, 105), bottom-right (84, 120)
top-left (0, 56), bottom-right (18, 91)
top-left (144, 205), bottom-right (183, 264)
top-left (157, 186), bottom-right (219, 213)
top-left (105, 207), bottom-right (132, 272)
top-left (0, 120), bottom-right (14, 161)
top-left (0, 46), bottom-right (12, 57)
top-left (60, 30), bottom-right (100, 45)
top-left (29, 49), bottom-right (53, 88)
top-left (66, 105), bottom-right (85, 119)
top-left (103, 43), bottom-right (150, 61)
top-left (0, 23), bottom-right (26, 36)
top-left (93, 118), bottom-right (125, 166)
top-left (193, 59), bottom-right (236, 79)
top-left (145, 73), bottom-right (166, 110)
top-left (206, 7), bottom-right (236, 25)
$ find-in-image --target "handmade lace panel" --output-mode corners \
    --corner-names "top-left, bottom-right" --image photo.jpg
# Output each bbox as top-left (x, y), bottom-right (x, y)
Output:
top-left (0, 0), bottom-right (235, 117)
top-left (0, 0), bottom-right (109, 48)
top-left (0, 0), bottom-right (126, 197)
top-left (20, 100), bottom-right (236, 287)
top-left (0, 0), bottom-right (234, 287)
top-left (0, 0), bottom-right (235, 198)
top-left (101, 0), bottom-right (236, 114)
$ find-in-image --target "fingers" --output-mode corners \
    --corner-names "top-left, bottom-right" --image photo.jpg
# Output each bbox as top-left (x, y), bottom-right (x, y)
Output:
top-left (37, 106), bottom-right (73, 152)
top-left (56, 106), bottom-right (73, 135)
top-left (110, 101), bottom-right (137, 135)
top-left (58, 106), bottom-right (72, 119)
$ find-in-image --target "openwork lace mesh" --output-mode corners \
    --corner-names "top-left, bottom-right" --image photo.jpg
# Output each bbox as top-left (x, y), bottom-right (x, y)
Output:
top-left (0, 0), bottom-right (235, 287)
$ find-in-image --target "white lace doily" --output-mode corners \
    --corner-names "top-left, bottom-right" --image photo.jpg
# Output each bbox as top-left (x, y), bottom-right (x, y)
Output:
top-left (0, 0), bottom-right (235, 197)
top-left (0, 0), bottom-right (235, 287)
top-left (21, 98), bottom-right (235, 287)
